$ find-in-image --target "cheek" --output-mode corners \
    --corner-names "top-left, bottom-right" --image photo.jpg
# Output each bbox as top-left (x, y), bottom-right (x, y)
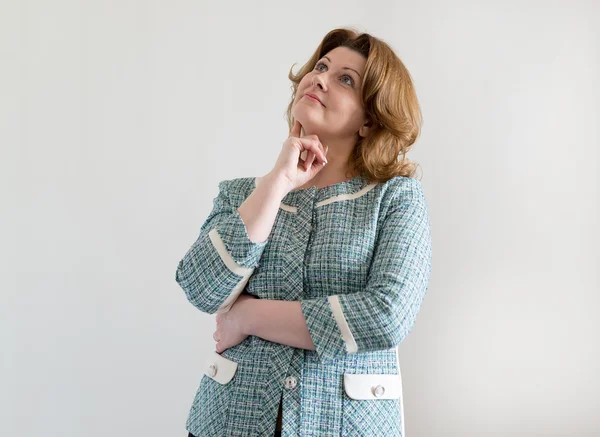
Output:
top-left (335, 101), bottom-right (366, 131)
top-left (298, 75), bottom-right (313, 93)
top-left (336, 98), bottom-right (361, 119)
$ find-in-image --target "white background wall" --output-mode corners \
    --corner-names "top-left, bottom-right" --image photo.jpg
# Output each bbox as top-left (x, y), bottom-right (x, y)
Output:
top-left (1, 1), bottom-right (598, 436)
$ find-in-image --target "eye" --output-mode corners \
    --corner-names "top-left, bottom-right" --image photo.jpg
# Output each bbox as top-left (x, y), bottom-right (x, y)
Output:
top-left (314, 61), bottom-right (355, 87)
top-left (341, 74), bottom-right (354, 87)
top-left (315, 61), bottom-right (327, 72)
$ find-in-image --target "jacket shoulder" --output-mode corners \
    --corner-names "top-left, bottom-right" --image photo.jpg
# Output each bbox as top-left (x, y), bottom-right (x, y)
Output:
top-left (377, 175), bottom-right (427, 215)
top-left (216, 176), bottom-right (257, 207)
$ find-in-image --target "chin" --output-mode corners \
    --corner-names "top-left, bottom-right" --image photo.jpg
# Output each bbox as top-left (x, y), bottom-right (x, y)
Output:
top-left (292, 109), bottom-right (323, 132)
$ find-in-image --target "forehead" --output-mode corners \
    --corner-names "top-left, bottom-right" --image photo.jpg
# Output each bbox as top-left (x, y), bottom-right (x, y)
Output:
top-left (321, 46), bottom-right (366, 71)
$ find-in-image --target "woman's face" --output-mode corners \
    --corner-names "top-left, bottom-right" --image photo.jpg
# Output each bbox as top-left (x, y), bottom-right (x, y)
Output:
top-left (292, 46), bottom-right (368, 140)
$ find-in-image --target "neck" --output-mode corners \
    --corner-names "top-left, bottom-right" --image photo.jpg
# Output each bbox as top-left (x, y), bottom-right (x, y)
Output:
top-left (300, 126), bottom-right (358, 181)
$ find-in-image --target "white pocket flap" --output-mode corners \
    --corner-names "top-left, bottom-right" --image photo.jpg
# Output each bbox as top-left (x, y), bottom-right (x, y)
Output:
top-left (203, 351), bottom-right (238, 385)
top-left (343, 373), bottom-right (402, 400)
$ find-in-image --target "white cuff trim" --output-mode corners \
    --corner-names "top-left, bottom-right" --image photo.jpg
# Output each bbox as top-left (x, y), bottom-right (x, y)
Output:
top-left (328, 295), bottom-right (358, 353)
top-left (209, 228), bottom-right (255, 276)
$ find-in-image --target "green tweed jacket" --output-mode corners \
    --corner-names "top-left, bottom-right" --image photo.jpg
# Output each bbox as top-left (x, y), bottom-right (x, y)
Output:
top-left (175, 174), bottom-right (433, 436)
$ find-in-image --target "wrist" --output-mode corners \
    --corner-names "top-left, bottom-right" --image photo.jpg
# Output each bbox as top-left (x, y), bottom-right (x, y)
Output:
top-left (263, 171), bottom-right (292, 197)
top-left (241, 297), bottom-right (260, 336)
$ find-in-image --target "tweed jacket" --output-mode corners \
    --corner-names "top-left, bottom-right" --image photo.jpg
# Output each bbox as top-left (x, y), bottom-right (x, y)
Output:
top-left (175, 173), bottom-right (433, 436)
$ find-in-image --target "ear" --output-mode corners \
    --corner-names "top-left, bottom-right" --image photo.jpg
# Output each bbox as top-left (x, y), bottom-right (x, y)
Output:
top-left (358, 118), bottom-right (373, 138)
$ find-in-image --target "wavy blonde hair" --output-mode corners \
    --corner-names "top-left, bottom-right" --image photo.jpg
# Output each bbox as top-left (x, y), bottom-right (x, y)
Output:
top-left (285, 27), bottom-right (424, 182)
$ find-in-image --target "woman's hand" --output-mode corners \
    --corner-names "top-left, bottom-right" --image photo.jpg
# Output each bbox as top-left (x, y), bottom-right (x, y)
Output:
top-left (270, 119), bottom-right (329, 191)
top-left (213, 293), bottom-right (257, 354)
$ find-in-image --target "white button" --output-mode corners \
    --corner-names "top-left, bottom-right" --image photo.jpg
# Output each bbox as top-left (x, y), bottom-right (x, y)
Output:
top-left (373, 384), bottom-right (385, 397)
top-left (284, 376), bottom-right (297, 389)
top-left (208, 363), bottom-right (218, 377)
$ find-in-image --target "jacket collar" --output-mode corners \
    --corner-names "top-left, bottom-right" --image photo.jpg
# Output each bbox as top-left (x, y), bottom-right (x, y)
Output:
top-left (254, 175), bottom-right (378, 209)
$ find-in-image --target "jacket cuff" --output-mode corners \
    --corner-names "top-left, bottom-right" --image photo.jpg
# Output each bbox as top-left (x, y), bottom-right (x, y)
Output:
top-left (300, 296), bottom-right (350, 361)
top-left (175, 204), bottom-right (268, 314)
top-left (216, 208), bottom-right (268, 269)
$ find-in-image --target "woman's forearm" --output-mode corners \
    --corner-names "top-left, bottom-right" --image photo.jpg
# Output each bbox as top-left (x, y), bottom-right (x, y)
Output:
top-left (237, 171), bottom-right (315, 349)
top-left (237, 172), bottom-right (290, 244)
top-left (244, 299), bottom-right (316, 350)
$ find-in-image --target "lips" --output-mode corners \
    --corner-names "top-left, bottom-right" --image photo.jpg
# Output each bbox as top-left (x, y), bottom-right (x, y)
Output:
top-left (304, 92), bottom-right (325, 106)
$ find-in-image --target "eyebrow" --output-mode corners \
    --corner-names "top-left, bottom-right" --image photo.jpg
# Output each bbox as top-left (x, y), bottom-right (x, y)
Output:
top-left (322, 55), bottom-right (362, 79)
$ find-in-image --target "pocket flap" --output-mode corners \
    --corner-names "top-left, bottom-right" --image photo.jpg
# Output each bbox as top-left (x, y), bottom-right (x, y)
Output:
top-left (343, 373), bottom-right (402, 400)
top-left (203, 351), bottom-right (238, 385)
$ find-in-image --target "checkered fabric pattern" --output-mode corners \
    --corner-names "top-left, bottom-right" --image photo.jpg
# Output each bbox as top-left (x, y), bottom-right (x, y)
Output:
top-left (175, 174), bottom-right (433, 436)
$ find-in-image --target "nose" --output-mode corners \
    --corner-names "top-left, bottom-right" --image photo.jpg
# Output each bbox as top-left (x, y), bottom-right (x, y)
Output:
top-left (312, 72), bottom-right (327, 92)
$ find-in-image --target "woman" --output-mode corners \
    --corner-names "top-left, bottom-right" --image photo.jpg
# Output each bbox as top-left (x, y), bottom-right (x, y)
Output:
top-left (176, 27), bottom-right (432, 437)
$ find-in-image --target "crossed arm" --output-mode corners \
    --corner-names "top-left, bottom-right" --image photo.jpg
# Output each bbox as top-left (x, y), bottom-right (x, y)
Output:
top-left (243, 299), bottom-right (316, 351)
top-left (177, 177), bottom-right (432, 360)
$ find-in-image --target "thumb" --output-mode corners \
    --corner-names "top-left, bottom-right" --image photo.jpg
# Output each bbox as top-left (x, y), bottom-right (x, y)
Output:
top-left (290, 119), bottom-right (302, 138)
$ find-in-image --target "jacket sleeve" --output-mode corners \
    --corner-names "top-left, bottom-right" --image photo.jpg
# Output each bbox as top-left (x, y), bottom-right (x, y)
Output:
top-left (175, 179), bottom-right (269, 315)
top-left (300, 179), bottom-right (433, 361)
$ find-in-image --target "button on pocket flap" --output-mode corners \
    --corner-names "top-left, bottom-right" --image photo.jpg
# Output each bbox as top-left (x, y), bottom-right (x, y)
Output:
top-left (343, 373), bottom-right (402, 400)
top-left (203, 351), bottom-right (238, 385)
